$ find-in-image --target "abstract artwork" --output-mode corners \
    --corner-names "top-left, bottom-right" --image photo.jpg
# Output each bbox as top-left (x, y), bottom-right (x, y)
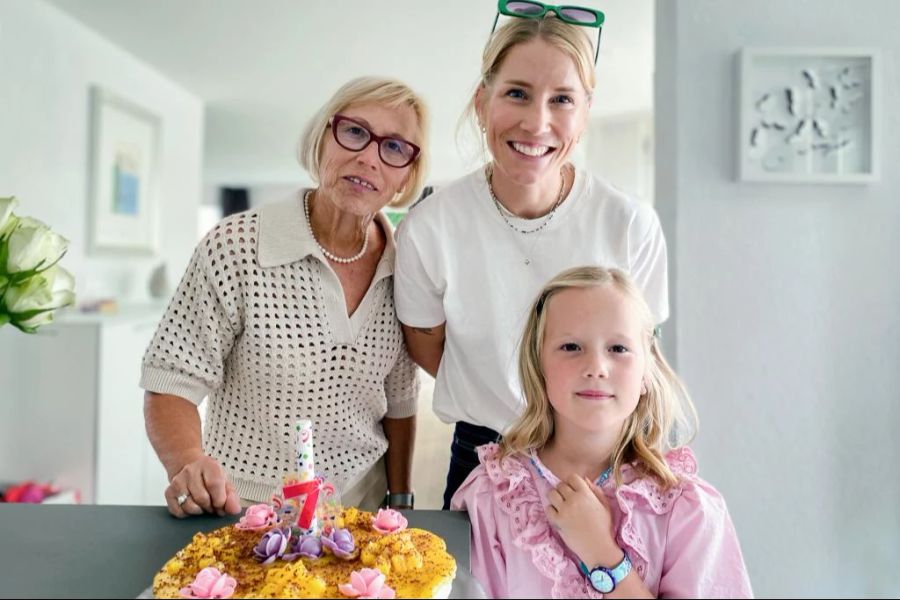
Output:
top-left (738, 48), bottom-right (879, 183)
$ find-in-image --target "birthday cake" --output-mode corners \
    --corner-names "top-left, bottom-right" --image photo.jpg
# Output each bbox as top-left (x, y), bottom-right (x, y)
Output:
top-left (152, 421), bottom-right (456, 599)
top-left (152, 505), bottom-right (457, 599)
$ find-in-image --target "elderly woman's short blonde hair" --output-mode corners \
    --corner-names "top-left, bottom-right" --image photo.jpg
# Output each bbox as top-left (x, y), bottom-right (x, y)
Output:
top-left (298, 76), bottom-right (429, 208)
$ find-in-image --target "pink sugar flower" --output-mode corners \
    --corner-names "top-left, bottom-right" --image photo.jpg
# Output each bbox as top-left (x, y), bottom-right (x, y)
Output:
top-left (178, 567), bottom-right (237, 599)
top-left (338, 568), bottom-right (396, 599)
top-left (371, 508), bottom-right (408, 534)
top-left (235, 503), bottom-right (277, 531)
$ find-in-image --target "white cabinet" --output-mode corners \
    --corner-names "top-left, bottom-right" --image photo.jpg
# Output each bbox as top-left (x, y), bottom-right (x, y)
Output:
top-left (0, 306), bottom-right (169, 505)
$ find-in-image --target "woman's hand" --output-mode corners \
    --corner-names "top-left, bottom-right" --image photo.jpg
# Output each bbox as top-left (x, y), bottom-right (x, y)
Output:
top-left (546, 474), bottom-right (621, 566)
top-left (164, 454), bottom-right (241, 518)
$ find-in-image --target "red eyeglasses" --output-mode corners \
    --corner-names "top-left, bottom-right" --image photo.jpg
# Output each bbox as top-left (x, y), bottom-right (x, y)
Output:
top-left (329, 114), bottom-right (421, 168)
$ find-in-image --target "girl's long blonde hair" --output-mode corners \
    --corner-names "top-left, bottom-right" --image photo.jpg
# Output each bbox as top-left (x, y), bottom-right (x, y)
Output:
top-left (501, 266), bottom-right (698, 489)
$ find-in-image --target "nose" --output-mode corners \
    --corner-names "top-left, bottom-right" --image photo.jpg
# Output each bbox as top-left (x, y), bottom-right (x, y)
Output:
top-left (520, 101), bottom-right (551, 135)
top-left (582, 349), bottom-right (610, 379)
top-left (355, 139), bottom-right (381, 170)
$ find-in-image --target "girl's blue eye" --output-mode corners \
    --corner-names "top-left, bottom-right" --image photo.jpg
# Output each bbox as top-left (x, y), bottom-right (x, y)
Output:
top-left (506, 88), bottom-right (527, 100)
top-left (561, 343), bottom-right (581, 352)
top-left (610, 344), bottom-right (629, 354)
top-left (553, 95), bottom-right (574, 104)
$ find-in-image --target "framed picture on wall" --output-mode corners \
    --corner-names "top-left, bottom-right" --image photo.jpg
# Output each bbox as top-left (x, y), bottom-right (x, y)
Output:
top-left (88, 86), bottom-right (160, 253)
top-left (738, 47), bottom-right (879, 183)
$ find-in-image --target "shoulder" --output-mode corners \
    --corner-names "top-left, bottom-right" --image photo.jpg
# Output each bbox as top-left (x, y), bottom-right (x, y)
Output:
top-left (616, 447), bottom-right (708, 515)
top-left (451, 443), bottom-right (536, 509)
top-left (401, 170), bottom-right (483, 230)
top-left (197, 207), bottom-right (263, 268)
top-left (577, 169), bottom-right (660, 235)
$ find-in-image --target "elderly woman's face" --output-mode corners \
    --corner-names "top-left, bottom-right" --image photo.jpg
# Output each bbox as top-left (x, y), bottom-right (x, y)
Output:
top-left (318, 102), bottom-right (419, 216)
top-left (477, 38), bottom-right (591, 187)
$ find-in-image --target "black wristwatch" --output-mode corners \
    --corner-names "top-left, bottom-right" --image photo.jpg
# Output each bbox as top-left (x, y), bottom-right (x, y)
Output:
top-left (386, 492), bottom-right (414, 508)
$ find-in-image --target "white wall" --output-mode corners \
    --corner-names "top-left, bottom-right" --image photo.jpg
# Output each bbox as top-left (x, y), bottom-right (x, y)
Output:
top-left (0, 0), bottom-right (204, 304)
top-left (656, 1), bottom-right (900, 597)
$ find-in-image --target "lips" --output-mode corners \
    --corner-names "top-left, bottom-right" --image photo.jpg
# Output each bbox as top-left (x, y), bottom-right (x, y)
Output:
top-left (509, 141), bottom-right (556, 158)
top-left (344, 175), bottom-right (378, 191)
top-left (575, 390), bottom-right (615, 399)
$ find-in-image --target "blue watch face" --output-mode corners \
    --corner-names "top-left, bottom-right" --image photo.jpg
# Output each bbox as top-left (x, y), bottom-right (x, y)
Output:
top-left (589, 568), bottom-right (614, 593)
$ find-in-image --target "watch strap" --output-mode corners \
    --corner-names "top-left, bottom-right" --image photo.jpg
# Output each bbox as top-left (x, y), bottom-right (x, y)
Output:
top-left (386, 492), bottom-right (414, 507)
top-left (579, 550), bottom-right (632, 592)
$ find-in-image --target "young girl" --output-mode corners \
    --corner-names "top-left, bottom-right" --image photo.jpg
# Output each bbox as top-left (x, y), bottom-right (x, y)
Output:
top-left (452, 266), bottom-right (753, 598)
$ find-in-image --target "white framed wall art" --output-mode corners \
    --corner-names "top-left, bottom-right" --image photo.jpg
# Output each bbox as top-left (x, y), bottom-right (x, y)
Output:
top-left (88, 86), bottom-right (161, 253)
top-left (738, 47), bottom-right (879, 183)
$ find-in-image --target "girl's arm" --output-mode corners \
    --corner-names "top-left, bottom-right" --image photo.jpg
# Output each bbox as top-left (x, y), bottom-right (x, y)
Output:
top-left (658, 481), bottom-right (753, 598)
top-left (548, 474), bottom-right (653, 598)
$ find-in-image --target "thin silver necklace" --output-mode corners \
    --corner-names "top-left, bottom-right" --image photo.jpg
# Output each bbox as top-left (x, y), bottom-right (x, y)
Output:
top-left (486, 163), bottom-right (566, 236)
top-left (303, 190), bottom-right (369, 264)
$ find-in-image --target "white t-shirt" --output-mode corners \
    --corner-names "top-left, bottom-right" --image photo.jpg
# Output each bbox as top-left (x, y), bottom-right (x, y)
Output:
top-left (394, 167), bottom-right (668, 433)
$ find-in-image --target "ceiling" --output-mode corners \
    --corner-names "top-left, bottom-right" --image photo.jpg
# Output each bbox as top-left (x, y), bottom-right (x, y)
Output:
top-left (49, 0), bottom-right (653, 184)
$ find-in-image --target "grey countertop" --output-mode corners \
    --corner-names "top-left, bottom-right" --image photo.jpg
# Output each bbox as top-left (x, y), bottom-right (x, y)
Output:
top-left (0, 504), bottom-right (475, 599)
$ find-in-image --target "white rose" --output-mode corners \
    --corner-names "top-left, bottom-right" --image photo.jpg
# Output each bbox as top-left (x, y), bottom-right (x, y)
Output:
top-left (0, 196), bottom-right (18, 239)
top-left (6, 216), bottom-right (69, 274)
top-left (4, 265), bottom-right (76, 330)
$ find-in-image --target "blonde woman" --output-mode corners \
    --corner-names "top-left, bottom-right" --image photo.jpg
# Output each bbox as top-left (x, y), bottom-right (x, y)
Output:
top-left (394, 5), bottom-right (668, 509)
top-left (452, 266), bottom-right (752, 598)
top-left (142, 77), bottom-right (429, 517)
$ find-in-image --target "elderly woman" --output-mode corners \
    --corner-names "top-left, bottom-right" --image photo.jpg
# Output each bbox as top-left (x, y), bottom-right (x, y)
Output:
top-left (141, 76), bottom-right (429, 517)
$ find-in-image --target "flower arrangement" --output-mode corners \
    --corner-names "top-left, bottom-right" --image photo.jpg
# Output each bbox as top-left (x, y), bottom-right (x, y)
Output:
top-left (0, 197), bottom-right (75, 332)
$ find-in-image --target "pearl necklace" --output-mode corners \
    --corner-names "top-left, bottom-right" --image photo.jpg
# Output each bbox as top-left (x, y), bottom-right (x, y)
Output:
top-left (303, 190), bottom-right (369, 264)
top-left (486, 163), bottom-right (567, 236)
top-left (529, 449), bottom-right (612, 487)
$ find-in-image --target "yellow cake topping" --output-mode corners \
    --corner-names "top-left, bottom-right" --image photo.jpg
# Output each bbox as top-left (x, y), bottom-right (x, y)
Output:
top-left (152, 507), bottom-right (456, 599)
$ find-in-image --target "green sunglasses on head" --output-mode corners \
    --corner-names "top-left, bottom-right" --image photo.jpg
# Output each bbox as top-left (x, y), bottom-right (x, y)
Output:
top-left (490, 0), bottom-right (606, 64)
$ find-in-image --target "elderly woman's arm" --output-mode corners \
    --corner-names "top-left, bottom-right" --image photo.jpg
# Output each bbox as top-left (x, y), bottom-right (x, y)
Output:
top-left (144, 392), bottom-right (241, 517)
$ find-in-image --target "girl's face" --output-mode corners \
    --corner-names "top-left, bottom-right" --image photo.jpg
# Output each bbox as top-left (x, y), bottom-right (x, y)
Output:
top-left (476, 38), bottom-right (591, 187)
top-left (317, 102), bottom-right (419, 216)
top-left (540, 285), bottom-right (647, 436)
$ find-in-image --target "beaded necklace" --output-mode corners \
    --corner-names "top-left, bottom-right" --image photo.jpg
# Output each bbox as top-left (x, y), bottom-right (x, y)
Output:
top-left (529, 449), bottom-right (613, 487)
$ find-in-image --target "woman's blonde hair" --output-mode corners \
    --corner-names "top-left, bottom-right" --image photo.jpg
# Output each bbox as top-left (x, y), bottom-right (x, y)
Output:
top-left (501, 266), bottom-right (698, 489)
top-left (460, 16), bottom-right (596, 148)
top-left (298, 76), bottom-right (429, 208)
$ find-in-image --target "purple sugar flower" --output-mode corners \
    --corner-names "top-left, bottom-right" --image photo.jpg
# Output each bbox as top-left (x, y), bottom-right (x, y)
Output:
top-left (284, 534), bottom-right (323, 561)
top-left (253, 527), bottom-right (291, 565)
top-left (321, 527), bottom-right (357, 560)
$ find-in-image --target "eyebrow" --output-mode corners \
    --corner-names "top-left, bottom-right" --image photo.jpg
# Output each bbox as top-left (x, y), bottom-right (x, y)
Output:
top-left (342, 115), bottom-right (409, 141)
top-left (501, 79), bottom-right (579, 93)
top-left (550, 331), bottom-right (639, 343)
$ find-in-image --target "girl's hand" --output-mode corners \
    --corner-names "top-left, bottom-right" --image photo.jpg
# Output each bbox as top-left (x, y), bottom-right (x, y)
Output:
top-left (546, 474), bottom-right (621, 566)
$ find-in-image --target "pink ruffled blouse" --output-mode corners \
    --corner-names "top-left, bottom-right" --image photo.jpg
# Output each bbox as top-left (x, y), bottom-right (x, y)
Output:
top-left (451, 444), bottom-right (753, 599)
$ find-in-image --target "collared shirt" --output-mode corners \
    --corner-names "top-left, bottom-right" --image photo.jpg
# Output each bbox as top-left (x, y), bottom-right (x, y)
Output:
top-left (141, 191), bottom-right (419, 502)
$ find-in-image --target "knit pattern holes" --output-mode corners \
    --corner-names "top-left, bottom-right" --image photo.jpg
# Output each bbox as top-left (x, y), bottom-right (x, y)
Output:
top-left (141, 209), bottom-right (419, 501)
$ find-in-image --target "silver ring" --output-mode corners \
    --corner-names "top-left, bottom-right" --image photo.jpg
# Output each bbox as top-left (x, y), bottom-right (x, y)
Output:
top-left (176, 492), bottom-right (190, 506)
